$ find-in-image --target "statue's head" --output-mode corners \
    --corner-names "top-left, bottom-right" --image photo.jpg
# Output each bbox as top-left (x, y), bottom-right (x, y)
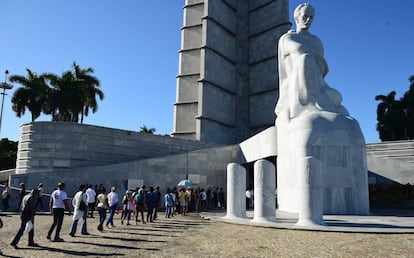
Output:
top-left (294, 3), bottom-right (315, 32)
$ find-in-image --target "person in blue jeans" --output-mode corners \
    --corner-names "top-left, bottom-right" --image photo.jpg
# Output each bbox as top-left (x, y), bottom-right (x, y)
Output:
top-left (164, 188), bottom-right (173, 218)
top-left (69, 184), bottom-right (89, 236)
top-left (106, 186), bottom-right (119, 227)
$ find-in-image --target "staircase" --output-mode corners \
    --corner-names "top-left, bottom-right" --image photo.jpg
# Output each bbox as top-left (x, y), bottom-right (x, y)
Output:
top-left (366, 140), bottom-right (414, 164)
top-left (366, 140), bottom-right (414, 184)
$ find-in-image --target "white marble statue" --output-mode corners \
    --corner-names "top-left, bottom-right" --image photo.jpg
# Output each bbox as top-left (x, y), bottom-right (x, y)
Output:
top-left (276, 3), bottom-right (348, 121)
top-left (275, 3), bottom-right (369, 225)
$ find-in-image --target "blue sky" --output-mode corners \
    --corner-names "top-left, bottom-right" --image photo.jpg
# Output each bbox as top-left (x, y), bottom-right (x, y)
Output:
top-left (0, 1), bottom-right (413, 144)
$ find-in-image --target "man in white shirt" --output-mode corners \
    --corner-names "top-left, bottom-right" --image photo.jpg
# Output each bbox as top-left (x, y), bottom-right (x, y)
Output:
top-left (47, 182), bottom-right (71, 242)
top-left (85, 185), bottom-right (96, 218)
top-left (105, 186), bottom-right (119, 228)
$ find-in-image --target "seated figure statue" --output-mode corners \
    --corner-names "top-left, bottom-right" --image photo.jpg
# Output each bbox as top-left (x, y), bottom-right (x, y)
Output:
top-left (275, 3), bottom-right (348, 121)
top-left (275, 3), bottom-right (369, 226)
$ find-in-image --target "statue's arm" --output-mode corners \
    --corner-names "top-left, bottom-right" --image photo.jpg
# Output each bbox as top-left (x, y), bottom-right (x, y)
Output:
top-left (275, 33), bottom-right (290, 116)
top-left (278, 34), bottom-right (288, 85)
top-left (314, 35), bottom-right (329, 77)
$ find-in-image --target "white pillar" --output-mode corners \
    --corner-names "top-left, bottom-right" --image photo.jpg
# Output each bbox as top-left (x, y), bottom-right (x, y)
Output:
top-left (295, 156), bottom-right (324, 226)
top-left (225, 163), bottom-right (246, 219)
top-left (252, 159), bottom-right (276, 223)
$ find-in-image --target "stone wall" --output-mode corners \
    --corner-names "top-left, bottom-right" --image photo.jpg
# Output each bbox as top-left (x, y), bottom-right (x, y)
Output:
top-left (16, 122), bottom-right (219, 174)
top-left (10, 144), bottom-right (240, 198)
top-left (367, 141), bottom-right (414, 185)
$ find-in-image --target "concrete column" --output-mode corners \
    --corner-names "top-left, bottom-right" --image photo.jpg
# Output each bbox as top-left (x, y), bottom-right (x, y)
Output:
top-left (225, 163), bottom-right (246, 219)
top-left (252, 159), bottom-right (276, 223)
top-left (295, 157), bottom-right (324, 226)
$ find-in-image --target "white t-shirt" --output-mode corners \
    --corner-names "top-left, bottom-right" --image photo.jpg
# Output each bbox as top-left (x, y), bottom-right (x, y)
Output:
top-left (97, 193), bottom-right (108, 209)
top-left (51, 189), bottom-right (68, 209)
top-left (107, 191), bottom-right (119, 207)
top-left (200, 191), bottom-right (207, 200)
top-left (86, 188), bottom-right (96, 203)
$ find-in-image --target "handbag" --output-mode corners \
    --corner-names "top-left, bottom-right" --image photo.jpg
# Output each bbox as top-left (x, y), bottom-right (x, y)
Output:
top-left (79, 200), bottom-right (87, 211)
top-left (25, 220), bottom-right (33, 232)
top-left (79, 193), bottom-right (87, 211)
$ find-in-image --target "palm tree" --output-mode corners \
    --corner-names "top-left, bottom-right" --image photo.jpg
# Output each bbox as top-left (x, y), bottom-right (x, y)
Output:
top-left (72, 62), bottom-right (103, 124)
top-left (402, 75), bottom-right (414, 139)
top-left (139, 125), bottom-right (156, 134)
top-left (44, 71), bottom-right (80, 122)
top-left (9, 68), bottom-right (49, 122)
top-left (44, 63), bottom-right (103, 123)
top-left (375, 91), bottom-right (406, 141)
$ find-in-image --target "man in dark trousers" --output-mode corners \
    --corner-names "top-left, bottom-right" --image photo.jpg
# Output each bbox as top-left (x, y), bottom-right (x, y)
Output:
top-left (10, 188), bottom-right (40, 248)
top-left (145, 186), bottom-right (155, 222)
top-left (153, 186), bottom-right (161, 220)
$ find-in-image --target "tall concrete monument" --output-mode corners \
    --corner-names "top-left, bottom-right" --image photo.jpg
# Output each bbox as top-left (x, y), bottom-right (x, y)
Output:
top-left (276, 3), bottom-right (369, 225)
top-left (173, 0), bottom-right (290, 144)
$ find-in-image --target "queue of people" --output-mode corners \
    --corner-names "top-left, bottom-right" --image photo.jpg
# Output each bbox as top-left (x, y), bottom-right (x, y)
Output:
top-left (2, 181), bottom-right (226, 249)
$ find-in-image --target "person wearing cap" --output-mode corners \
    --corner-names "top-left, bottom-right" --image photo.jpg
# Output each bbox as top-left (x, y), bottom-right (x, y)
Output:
top-left (10, 188), bottom-right (40, 248)
top-left (47, 182), bottom-right (71, 242)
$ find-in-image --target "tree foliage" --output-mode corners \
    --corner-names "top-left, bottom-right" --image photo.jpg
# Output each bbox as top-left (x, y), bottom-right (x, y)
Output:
top-left (10, 63), bottom-right (103, 123)
top-left (375, 76), bottom-right (414, 141)
top-left (139, 125), bottom-right (156, 134)
top-left (0, 138), bottom-right (17, 170)
top-left (9, 68), bottom-right (49, 122)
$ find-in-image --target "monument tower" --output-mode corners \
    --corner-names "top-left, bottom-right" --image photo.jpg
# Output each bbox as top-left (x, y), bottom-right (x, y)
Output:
top-left (172, 0), bottom-right (290, 144)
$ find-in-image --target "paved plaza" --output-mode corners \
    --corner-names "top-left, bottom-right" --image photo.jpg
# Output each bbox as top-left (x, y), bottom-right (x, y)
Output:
top-left (0, 210), bottom-right (413, 257)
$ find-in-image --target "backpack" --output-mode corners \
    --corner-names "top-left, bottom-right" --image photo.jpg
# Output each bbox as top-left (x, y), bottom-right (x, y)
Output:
top-left (135, 194), bottom-right (144, 205)
top-left (79, 193), bottom-right (87, 211)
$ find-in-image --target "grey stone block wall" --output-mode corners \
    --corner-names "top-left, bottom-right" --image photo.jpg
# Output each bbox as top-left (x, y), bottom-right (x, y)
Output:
top-left (173, 0), bottom-right (290, 144)
top-left (366, 141), bottom-right (414, 184)
top-left (16, 122), bottom-right (220, 175)
top-left (10, 144), bottom-right (241, 199)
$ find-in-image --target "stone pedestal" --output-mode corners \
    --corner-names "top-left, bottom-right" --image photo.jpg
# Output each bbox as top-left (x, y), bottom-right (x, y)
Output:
top-left (225, 163), bottom-right (246, 219)
top-left (277, 112), bottom-right (370, 220)
top-left (252, 159), bottom-right (276, 223)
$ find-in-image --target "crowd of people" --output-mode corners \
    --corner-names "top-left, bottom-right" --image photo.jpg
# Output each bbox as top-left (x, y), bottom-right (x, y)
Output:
top-left (2, 181), bottom-right (226, 249)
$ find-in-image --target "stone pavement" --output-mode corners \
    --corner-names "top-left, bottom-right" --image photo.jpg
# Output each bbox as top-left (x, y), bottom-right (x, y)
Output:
top-left (203, 209), bottom-right (414, 233)
top-left (0, 209), bottom-right (413, 257)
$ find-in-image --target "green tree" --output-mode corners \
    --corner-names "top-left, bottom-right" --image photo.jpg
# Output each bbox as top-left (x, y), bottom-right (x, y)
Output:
top-left (375, 91), bottom-right (406, 141)
top-left (139, 125), bottom-right (156, 134)
top-left (401, 76), bottom-right (414, 139)
top-left (45, 70), bottom-right (82, 122)
top-left (0, 138), bottom-right (17, 170)
top-left (9, 68), bottom-right (49, 122)
top-left (44, 62), bottom-right (103, 123)
top-left (72, 62), bottom-right (103, 124)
